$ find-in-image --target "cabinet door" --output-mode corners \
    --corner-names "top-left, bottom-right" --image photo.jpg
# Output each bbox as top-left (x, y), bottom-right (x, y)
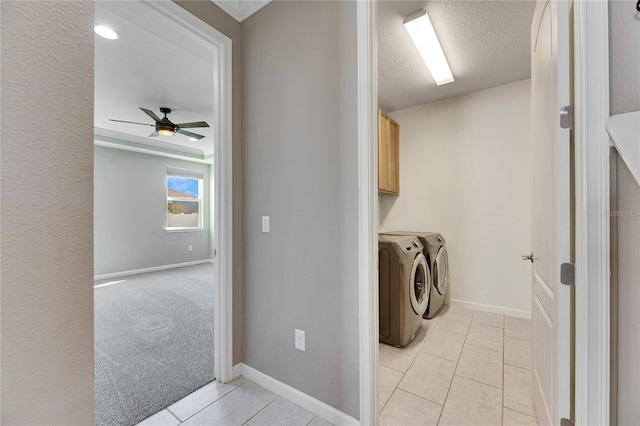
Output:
top-left (387, 118), bottom-right (399, 193)
top-left (378, 111), bottom-right (391, 192)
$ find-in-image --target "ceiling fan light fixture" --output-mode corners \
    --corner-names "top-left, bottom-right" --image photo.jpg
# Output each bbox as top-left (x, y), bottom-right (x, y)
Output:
top-left (94, 25), bottom-right (118, 40)
top-left (157, 125), bottom-right (174, 136)
top-left (404, 9), bottom-right (454, 86)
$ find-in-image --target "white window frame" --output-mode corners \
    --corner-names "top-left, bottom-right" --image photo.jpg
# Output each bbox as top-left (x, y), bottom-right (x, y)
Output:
top-left (166, 166), bottom-right (205, 232)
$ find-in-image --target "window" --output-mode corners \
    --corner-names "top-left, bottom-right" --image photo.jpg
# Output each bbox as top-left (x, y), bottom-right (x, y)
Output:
top-left (166, 166), bottom-right (204, 230)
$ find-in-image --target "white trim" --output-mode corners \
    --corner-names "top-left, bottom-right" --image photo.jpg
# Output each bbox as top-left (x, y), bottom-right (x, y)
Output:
top-left (233, 363), bottom-right (359, 426)
top-left (94, 259), bottom-right (214, 281)
top-left (143, 0), bottom-right (234, 385)
top-left (573, 1), bottom-right (611, 424)
top-left (95, 139), bottom-right (214, 165)
top-left (211, 0), bottom-right (271, 22)
top-left (445, 298), bottom-right (531, 319)
top-left (94, 127), bottom-right (206, 158)
top-left (165, 228), bottom-right (205, 233)
top-left (357, 0), bottom-right (377, 425)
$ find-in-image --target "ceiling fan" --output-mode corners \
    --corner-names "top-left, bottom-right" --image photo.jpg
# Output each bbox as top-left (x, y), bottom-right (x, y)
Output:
top-left (109, 107), bottom-right (210, 140)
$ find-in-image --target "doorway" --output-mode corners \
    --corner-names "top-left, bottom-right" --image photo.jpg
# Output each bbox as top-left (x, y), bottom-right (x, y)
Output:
top-left (372, 1), bottom-right (543, 424)
top-left (93, 1), bottom-right (233, 424)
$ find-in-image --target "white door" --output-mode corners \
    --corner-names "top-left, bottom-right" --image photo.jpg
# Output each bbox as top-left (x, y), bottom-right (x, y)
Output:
top-left (530, 0), bottom-right (572, 424)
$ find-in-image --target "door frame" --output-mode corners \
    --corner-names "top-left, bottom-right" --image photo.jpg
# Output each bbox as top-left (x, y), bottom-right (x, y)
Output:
top-left (357, 1), bottom-right (612, 424)
top-left (573, 0), bottom-right (610, 424)
top-left (140, 1), bottom-right (235, 384)
top-left (357, 0), bottom-right (377, 424)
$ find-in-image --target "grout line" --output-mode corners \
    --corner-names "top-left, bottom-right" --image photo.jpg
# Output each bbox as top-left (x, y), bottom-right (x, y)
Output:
top-left (504, 334), bottom-right (533, 343)
top-left (452, 372), bottom-right (504, 391)
top-left (391, 387), bottom-right (445, 408)
top-left (464, 341), bottom-right (504, 354)
top-left (435, 313), bottom-right (473, 425)
top-left (504, 360), bottom-right (532, 370)
top-left (378, 362), bottom-right (408, 374)
top-left (379, 335), bottom-right (423, 412)
top-left (379, 319), bottom-right (439, 414)
top-left (177, 383), bottom-right (238, 424)
top-left (503, 406), bottom-right (540, 419)
top-left (166, 408), bottom-right (181, 422)
top-left (242, 394), bottom-right (280, 425)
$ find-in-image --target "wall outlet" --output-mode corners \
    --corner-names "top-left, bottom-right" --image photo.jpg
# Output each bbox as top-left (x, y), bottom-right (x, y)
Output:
top-left (295, 328), bottom-right (305, 351)
top-left (262, 216), bottom-right (270, 233)
top-left (188, 245), bottom-right (193, 252)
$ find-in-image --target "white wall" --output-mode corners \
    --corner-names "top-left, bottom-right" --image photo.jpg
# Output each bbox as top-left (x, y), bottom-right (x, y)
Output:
top-left (241, 1), bottom-right (360, 418)
top-left (1, 1), bottom-right (95, 423)
top-left (380, 79), bottom-right (533, 316)
top-left (94, 146), bottom-right (212, 276)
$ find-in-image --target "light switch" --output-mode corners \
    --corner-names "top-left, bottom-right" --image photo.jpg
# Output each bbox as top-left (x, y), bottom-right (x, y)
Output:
top-left (262, 216), bottom-right (270, 233)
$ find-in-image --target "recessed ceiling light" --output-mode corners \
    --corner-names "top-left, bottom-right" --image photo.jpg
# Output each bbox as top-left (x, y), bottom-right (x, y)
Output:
top-left (94, 25), bottom-right (118, 40)
top-left (188, 137), bottom-right (198, 142)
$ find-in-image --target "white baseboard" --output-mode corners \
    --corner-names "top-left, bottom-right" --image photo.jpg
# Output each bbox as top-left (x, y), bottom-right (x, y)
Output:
top-left (94, 259), bottom-right (215, 280)
top-left (232, 363), bottom-right (359, 426)
top-left (446, 298), bottom-right (531, 319)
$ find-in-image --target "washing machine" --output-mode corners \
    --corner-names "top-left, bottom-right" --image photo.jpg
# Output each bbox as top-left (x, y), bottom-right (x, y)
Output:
top-left (384, 232), bottom-right (450, 319)
top-left (378, 234), bottom-right (430, 347)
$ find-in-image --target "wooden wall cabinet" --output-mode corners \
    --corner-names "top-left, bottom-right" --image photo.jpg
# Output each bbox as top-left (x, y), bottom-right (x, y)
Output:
top-left (378, 110), bottom-right (400, 194)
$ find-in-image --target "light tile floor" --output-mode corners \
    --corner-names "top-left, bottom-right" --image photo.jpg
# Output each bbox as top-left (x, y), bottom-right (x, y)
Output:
top-left (138, 304), bottom-right (537, 426)
top-left (137, 376), bottom-right (332, 426)
top-left (379, 305), bottom-right (540, 426)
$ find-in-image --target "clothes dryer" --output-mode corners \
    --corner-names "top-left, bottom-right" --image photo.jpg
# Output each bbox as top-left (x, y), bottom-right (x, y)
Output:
top-left (378, 235), bottom-right (430, 347)
top-left (383, 232), bottom-right (449, 319)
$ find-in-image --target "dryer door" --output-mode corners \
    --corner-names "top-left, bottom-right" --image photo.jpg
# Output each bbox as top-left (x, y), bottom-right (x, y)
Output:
top-left (434, 246), bottom-right (450, 295)
top-left (410, 253), bottom-right (430, 315)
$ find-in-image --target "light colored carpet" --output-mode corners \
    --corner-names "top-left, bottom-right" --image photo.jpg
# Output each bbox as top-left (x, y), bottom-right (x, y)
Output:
top-left (94, 263), bottom-right (215, 426)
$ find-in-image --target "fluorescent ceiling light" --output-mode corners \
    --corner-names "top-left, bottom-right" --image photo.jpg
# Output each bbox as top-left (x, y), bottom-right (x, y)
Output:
top-left (404, 9), bottom-right (454, 86)
top-left (94, 25), bottom-right (118, 40)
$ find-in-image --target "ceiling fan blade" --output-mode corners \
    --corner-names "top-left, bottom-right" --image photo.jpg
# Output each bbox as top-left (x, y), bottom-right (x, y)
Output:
top-left (109, 119), bottom-right (154, 126)
top-left (139, 107), bottom-right (162, 123)
top-left (177, 129), bottom-right (205, 140)
top-left (175, 121), bottom-right (210, 129)
top-left (149, 131), bottom-right (159, 137)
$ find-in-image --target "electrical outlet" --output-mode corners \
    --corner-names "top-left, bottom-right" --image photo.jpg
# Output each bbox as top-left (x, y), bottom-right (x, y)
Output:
top-left (188, 245), bottom-right (193, 252)
top-left (262, 216), bottom-right (270, 233)
top-left (295, 329), bottom-right (305, 351)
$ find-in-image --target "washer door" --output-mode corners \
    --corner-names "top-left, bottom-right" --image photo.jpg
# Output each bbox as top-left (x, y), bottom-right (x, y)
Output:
top-left (434, 246), bottom-right (450, 295)
top-left (410, 253), bottom-right (430, 315)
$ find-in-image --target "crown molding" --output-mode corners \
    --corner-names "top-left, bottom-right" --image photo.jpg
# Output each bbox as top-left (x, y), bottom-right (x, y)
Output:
top-left (94, 128), bottom-right (214, 164)
top-left (212, 0), bottom-right (271, 22)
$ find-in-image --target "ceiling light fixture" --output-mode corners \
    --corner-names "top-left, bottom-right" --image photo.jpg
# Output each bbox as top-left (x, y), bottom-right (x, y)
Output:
top-left (157, 124), bottom-right (175, 136)
top-left (403, 9), bottom-right (454, 86)
top-left (94, 25), bottom-right (118, 40)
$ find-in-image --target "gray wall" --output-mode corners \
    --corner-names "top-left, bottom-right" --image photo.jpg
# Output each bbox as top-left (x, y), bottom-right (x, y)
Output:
top-left (609, 1), bottom-right (640, 424)
top-left (94, 146), bottom-right (211, 275)
top-left (175, 0), bottom-right (245, 365)
top-left (1, 1), bottom-right (95, 423)
top-left (242, 1), bottom-right (360, 418)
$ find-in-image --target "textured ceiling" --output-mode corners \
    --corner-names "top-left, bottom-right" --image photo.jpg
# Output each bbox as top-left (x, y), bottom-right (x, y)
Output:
top-left (378, 0), bottom-right (536, 113)
top-left (95, 2), bottom-right (215, 154)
